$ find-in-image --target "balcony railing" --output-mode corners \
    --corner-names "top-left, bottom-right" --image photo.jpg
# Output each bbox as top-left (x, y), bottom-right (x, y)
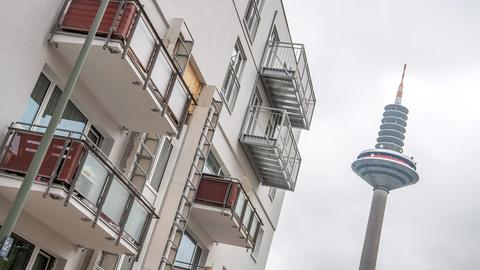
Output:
top-left (260, 41), bottom-right (316, 130)
top-left (50, 0), bottom-right (194, 135)
top-left (240, 106), bottom-right (301, 191)
top-left (194, 174), bottom-right (262, 248)
top-left (0, 123), bottom-right (158, 251)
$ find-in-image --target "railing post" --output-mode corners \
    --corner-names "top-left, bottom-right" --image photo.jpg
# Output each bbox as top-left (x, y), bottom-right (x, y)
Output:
top-left (0, 0), bottom-right (111, 246)
top-left (122, 8), bottom-right (142, 59)
top-left (92, 172), bottom-right (115, 227)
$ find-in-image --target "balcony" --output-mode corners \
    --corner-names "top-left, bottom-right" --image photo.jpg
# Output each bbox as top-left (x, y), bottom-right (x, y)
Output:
top-left (49, 0), bottom-right (193, 136)
top-left (190, 174), bottom-right (262, 248)
top-left (0, 123), bottom-right (158, 255)
top-left (260, 41), bottom-right (316, 130)
top-left (240, 106), bottom-right (301, 191)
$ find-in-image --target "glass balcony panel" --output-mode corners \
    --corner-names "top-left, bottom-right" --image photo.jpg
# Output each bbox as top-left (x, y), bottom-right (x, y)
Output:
top-left (76, 152), bottom-right (109, 205)
top-left (169, 79), bottom-right (188, 120)
top-left (129, 17), bottom-right (156, 70)
top-left (124, 200), bottom-right (148, 242)
top-left (150, 51), bottom-right (173, 96)
top-left (234, 193), bottom-right (246, 218)
top-left (242, 206), bottom-right (253, 229)
top-left (102, 178), bottom-right (130, 224)
top-left (249, 216), bottom-right (259, 237)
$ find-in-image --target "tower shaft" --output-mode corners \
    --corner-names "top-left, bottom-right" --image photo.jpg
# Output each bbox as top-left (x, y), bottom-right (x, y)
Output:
top-left (359, 188), bottom-right (389, 270)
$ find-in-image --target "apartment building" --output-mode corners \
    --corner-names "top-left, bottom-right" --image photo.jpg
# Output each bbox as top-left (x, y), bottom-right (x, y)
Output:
top-left (0, 0), bottom-right (315, 270)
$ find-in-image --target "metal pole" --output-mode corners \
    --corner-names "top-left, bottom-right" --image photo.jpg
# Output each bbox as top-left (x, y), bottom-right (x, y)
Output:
top-left (359, 188), bottom-right (389, 270)
top-left (0, 0), bottom-right (111, 245)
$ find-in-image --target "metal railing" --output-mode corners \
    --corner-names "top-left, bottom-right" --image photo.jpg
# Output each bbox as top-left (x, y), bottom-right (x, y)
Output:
top-left (50, 0), bottom-right (195, 134)
top-left (261, 41), bottom-right (316, 128)
top-left (171, 261), bottom-right (213, 270)
top-left (241, 106), bottom-right (302, 188)
top-left (0, 122), bottom-right (158, 251)
top-left (195, 174), bottom-right (262, 247)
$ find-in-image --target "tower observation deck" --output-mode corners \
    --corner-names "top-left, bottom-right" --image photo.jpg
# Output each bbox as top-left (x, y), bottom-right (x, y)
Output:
top-left (351, 65), bottom-right (419, 270)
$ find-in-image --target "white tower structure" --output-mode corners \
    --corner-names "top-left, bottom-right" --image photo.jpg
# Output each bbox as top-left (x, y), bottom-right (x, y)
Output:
top-left (352, 64), bottom-right (419, 270)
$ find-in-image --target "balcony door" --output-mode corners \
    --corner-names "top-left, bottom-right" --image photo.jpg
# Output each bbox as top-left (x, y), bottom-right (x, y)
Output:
top-left (20, 72), bottom-right (103, 145)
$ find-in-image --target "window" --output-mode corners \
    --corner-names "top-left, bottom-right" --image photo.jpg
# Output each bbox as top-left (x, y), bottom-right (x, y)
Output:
top-left (148, 138), bottom-right (173, 191)
top-left (0, 233), bottom-right (34, 270)
top-left (31, 250), bottom-right (55, 270)
top-left (269, 26), bottom-right (279, 42)
top-left (87, 126), bottom-right (104, 147)
top-left (244, 0), bottom-right (263, 40)
top-left (0, 232), bottom-right (56, 270)
top-left (174, 232), bottom-right (202, 269)
top-left (268, 187), bottom-right (276, 201)
top-left (20, 72), bottom-right (103, 142)
top-left (221, 39), bottom-right (246, 111)
top-left (97, 251), bottom-right (119, 270)
top-left (203, 152), bottom-right (224, 176)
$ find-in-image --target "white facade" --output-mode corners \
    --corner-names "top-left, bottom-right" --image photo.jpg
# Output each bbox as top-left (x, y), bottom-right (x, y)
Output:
top-left (0, 0), bottom-right (315, 270)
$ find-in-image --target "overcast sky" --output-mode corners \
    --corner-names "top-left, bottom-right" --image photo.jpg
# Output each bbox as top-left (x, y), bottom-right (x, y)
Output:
top-left (266, 0), bottom-right (480, 269)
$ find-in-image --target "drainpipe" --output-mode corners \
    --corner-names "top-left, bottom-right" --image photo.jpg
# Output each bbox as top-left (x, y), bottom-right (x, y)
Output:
top-left (0, 0), bottom-right (111, 250)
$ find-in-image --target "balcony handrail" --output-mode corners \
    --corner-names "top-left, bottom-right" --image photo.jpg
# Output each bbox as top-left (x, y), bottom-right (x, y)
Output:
top-left (50, 0), bottom-right (197, 130)
top-left (3, 122), bottom-right (158, 219)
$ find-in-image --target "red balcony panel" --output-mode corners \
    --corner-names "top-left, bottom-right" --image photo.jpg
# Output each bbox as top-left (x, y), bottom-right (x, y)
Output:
top-left (0, 131), bottom-right (85, 183)
top-left (61, 0), bottom-right (137, 40)
top-left (195, 175), bottom-right (240, 208)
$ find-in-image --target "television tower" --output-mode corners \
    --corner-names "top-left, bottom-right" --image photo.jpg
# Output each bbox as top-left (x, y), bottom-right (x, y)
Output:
top-left (351, 64), bottom-right (419, 270)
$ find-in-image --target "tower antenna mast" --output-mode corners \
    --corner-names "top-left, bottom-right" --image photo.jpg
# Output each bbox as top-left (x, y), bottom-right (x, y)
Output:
top-left (395, 64), bottom-right (407, 105)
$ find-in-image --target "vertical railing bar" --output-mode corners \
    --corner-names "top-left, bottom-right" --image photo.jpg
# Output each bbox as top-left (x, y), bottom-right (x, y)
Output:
top-left (92, 172), bottom-right (115, 227)
top-left (115, 193), bottom-right (135, 246)
top-left (48, 0), bottom-right (72, 43)
top-left (135, 212), bottom-right (153, 260)
top-left (43, 138), bottom-right (72, 198)
top-left (176, 95), bottom-right (191, 139)
top-left (143, 43), bottom-right (161, 90)
top-left (161, 73), bottom-right (177, 116)
top-left (104, 0), bottom-right (126, 49)
top-left (121, 8), bottom-right (142, 59)
top-left (0, 129), bottom-right (14, 165)
top-left (64, 148), bottom-right (89, 207)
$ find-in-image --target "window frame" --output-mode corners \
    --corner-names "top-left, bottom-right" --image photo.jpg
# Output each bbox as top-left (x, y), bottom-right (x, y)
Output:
top-left (221, 39), bottom-right (246, 112)
top-left (145, 136), bottom-right (173, 192)
top-left (243, 0), bottom-right (264, 42)
top-left (173, 231), bottom-right (203, 270)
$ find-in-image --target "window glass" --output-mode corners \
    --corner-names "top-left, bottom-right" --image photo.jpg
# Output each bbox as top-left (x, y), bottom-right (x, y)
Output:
top-left (31, 250), bottom-right (54, 270)
top-left (244, 0), bottom-right (263, 39)
top-left (37, 87), bottom-right (88, 137)
top-left (19, 73), bottom-right (50, 126)
top-left (87, 126), bottom-right (104, 147)
top-left (174, 232), bottom-right (201, 269)
top-left (149, 139), bottom-right (173, 191)
top-left (203, 152), bottom-right (224, 176)
top-left (0, 233), bottom-right (35, 270)
top-left (222, 39), bottom-right (245, 110)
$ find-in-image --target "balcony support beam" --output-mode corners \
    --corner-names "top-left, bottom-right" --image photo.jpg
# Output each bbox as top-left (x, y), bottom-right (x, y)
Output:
top-left (0, 0), bottom-right (111, 247)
